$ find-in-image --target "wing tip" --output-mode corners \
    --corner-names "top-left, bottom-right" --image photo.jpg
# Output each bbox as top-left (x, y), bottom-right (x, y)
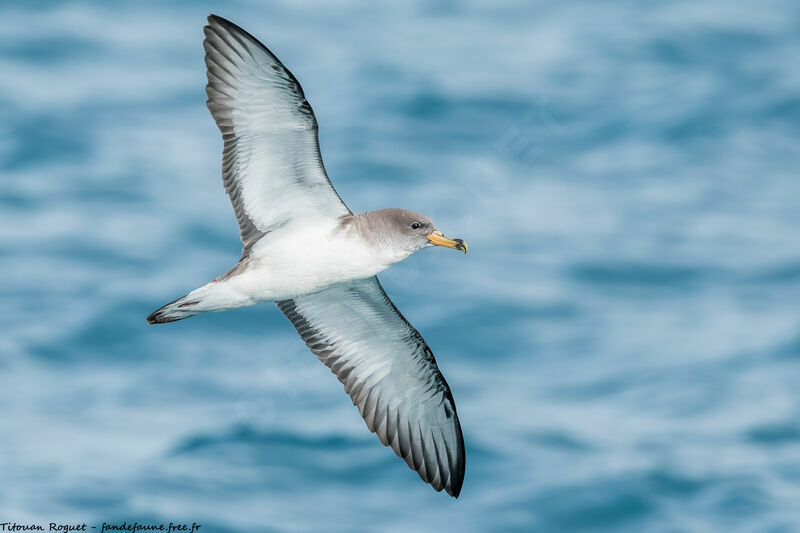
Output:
top-left (207, 13), bottom-right (231, 28)
top-left (201, 14), bottom-right (311, 104)
top-left (444, 402), bottom-right (466, 498)
top-left (203, 15), bottom-right (247, 53)
top-left (447, 461), bottom-right (465, 498)
top-left (445, 435), bottom-right (465, 498)
top-left (205, 13), bottom-right (269, 56)
top-left (204, 15), bottom-right (233, 41)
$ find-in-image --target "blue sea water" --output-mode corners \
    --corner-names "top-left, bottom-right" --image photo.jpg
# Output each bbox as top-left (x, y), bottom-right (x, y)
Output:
top-left (2, 0), bottom-right (800, 531)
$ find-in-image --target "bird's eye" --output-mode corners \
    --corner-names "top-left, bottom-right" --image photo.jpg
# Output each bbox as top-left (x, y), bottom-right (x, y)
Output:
top-left (411, 222), bottom-right (422, 230)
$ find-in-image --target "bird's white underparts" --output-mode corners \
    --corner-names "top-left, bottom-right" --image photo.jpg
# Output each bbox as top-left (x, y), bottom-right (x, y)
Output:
top-left (147, 14), bottom-right (468, 498)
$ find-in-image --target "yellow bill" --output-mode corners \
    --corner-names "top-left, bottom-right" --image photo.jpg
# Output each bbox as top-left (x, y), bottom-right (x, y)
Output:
top-left (427, 230), bottom-right (468, 254)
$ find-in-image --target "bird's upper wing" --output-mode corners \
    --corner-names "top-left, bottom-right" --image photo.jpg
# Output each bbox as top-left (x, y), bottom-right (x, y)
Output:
top-left (276, 277), bottom-right (466, 497)
top-left (203, 15), bottom-right (351, 256)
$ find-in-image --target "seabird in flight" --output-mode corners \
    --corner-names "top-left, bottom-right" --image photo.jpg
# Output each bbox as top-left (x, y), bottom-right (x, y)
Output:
top-left (147, 14), bottom-right (468, 498)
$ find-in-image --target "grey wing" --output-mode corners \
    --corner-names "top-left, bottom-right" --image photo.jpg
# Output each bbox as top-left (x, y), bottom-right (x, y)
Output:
top-left (203, 15), bottom-right (351, 256)
top-left (276, 277), bottom-right (466, 497)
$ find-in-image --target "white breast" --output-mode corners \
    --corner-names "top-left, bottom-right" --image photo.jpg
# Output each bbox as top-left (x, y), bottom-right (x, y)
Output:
top-left (226, 218), bottom-right (391, 302)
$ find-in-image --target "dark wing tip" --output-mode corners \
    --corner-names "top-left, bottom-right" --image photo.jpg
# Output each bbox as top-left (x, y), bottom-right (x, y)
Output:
top-left (444, 407), bottom-right (466, 498)
top-left (205, 15), bottom-right (238, 42)
top-left (205, 13), bottom-right (274, 59)
top-left (207, 13), bottom-right (232, 28)
top-left (202, 14), bottom-right (310, 102)
top-left (449, 433), bottom-right (465, 498)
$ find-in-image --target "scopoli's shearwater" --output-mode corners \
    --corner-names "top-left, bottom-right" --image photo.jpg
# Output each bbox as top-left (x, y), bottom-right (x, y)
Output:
top-left (147, 14), bottom-right (468, 498)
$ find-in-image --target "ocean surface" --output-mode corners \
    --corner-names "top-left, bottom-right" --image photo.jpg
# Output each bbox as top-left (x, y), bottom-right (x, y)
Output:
top-left (2, 1), bottom-right (800, 531)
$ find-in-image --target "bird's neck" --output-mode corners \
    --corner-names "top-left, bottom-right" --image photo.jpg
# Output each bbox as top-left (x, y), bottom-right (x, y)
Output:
top-left (339, 212), bottom-right (414, 266)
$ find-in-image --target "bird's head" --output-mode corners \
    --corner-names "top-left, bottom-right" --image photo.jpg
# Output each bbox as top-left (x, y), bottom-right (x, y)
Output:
top-left (361, 208), bottom-right (468, 262)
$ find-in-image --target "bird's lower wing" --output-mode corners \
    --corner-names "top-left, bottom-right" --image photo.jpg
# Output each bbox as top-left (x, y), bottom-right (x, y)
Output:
top-left (203, 15), bottom-right (350, 256)
top-left (276, 277), bottom-right (465, 497)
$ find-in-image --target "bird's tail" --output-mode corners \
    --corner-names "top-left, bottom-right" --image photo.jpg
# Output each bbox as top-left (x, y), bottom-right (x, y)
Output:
top-left (146, 292), bottom-right (204, 324)
top-left (146, 278), bottom-right (253, 324)
top-left (147, 280), bottom-right (225, 324)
